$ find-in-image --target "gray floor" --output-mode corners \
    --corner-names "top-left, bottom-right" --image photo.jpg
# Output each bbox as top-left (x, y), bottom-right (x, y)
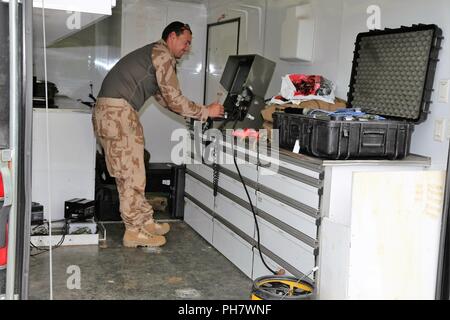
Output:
top-left (27, 218), bottom-right (254, 300)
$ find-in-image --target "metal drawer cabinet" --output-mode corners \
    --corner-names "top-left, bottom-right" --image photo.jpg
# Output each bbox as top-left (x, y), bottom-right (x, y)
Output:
top-left (220, 152), bottom-right (258, 183)
top-left (256, 216), bottom-right (316, 277)
top-left (259, 167), bottom-right (321, 210)
top-left (256, 191), bottom-right (318, 240)
top-left (252, 248), bottom-right (314, 281)
top-left (184, 197), bottom-right (214, 244)
top-left (185, 174), bottom-right (214, 209)
top-left (214, 192), bottom-right (255, 239)
top-left (186, 162), bottom-right (213, 182)
top-left (217, 169), bottom-right (257, 205)
top-left (212, 219), bottom-right (254, 278)
top-left (252, 249), bottom-right (293, 280)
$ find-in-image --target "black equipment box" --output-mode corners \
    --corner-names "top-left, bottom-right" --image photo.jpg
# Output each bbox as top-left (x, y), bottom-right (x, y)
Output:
top-left (64, 198), bottom-right (95, 221)
top-left (94, 163), bottom-right (185, 221)
top-left (145, 163), bottom-right (185, 219)
top-left (31, 202), bottom-right (44, 226)
top-left (95, 185), bottom-right (121, 221)
top-left (274, 24), bottom-right (443, 160)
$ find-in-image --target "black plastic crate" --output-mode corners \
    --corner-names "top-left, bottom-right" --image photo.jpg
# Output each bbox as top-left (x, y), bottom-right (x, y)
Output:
top-left (146, 163), bottom-right (185, 219)
top-left (94, 163), bottom-right (186, 221)
top-left (95, 185), bottom-right (121, 221)
top-left (274, 24), bottom-right (443, 160)
top-left (274, 112), bottom-right (414, 159)
top-left (31, 202), bottom-right (44, 226)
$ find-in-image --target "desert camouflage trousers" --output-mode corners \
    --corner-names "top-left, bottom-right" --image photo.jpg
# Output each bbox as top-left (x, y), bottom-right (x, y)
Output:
top-left (92, 98), bottom-right (154, 231)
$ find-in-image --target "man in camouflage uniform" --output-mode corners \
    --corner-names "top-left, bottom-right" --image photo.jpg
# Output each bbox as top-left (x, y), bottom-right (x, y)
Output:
top-left (93, 22), bottom-right (224, 247)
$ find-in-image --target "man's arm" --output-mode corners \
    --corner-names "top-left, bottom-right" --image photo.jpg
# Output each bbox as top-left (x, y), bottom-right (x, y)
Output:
top-left (153, 90), bottom-right (168, 108)
top-left (152, 44), bottom-right (210, 121)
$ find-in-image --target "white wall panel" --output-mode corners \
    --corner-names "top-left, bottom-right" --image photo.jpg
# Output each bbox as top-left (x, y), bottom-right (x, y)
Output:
top-left (121, 1), bottom-right (167, 57)
top-left (336, 0), bottom-right (450, 170)
top-left (32, 110), bottom-right (96, 221)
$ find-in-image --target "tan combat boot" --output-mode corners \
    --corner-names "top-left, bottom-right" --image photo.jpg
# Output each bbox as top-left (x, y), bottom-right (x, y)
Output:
top-left (142, 220), bottom-right (170, 236)
top-left (123, 229), bottom-right (166, 248)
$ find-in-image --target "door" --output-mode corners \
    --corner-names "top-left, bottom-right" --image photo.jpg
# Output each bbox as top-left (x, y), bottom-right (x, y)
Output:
top-left (0, 3), bottom-right (9, 149)
top-left (204, 18), bottom-right (240, 105)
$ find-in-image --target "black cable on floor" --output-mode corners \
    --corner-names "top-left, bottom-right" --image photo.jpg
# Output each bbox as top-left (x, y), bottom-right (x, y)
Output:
top-left (30, 219), bottom-right (68, 257)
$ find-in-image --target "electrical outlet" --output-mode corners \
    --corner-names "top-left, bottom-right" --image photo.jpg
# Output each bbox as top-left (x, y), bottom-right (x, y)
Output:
top-left (1, 150), bottom-right (12, 162)
top-left (438, 80), bottom-right (450, 103)
top-left (434, 118), bottom-right (446, 142)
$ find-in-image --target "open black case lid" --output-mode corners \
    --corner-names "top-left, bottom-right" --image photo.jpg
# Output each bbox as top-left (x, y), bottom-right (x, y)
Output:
top-left (347, 24), bottom-right (443, 123)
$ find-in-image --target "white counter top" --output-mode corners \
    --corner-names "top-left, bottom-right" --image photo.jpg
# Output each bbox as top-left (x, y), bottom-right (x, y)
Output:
top-left (279, 148), bottom-right (431, 168)
top-left (33, 96), bottom-right (92, 113)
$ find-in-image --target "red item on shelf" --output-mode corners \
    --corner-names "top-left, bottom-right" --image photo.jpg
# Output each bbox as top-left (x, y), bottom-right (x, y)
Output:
top-left (232, 129), bottom-right (260, 139)
top-left (0, 224), bottom-right (7, 268)
top-left (289, 74), bottom-right (322, 97)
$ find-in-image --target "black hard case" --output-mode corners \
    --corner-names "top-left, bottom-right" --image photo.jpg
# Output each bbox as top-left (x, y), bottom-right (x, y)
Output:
top-left (273, 24), bottom-right (443, 160)
top-left (145, 163), bottom-right (186, 219)
top-left (94, 163), bottom-right (186, 221)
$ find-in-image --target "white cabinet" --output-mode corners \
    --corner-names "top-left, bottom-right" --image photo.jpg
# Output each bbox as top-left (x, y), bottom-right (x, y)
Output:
top-left (184, 197), bottom-right (213, 244)
top-left (184, 142), bottom-right (321, 282)
top-left (186, 163), bottom-right (213, 182)
top-left (259, 166), bottom-right (321, 210)
top-left (183, 135), bottom-right (433, 299)
top-left (32, 108), bottom-right (96, 221)
top-left (217, 170), bottom-right (257, 204)
top-left (212, 219), bottom-right (254, 278)
top-left (256, 215), bottom-right (316, 276)
top-left (185, 174), bottom-right (214, 209)
top-left (256, 191), bottom-right (317, 240)
top-left (317, 168), bottom-right (444, 300)
top-left (280, 3), bottom-right (315, 62)
top-left (252, 249), bottom-right (295, 281)
top-left (214, 193), bottom-right (255, 239)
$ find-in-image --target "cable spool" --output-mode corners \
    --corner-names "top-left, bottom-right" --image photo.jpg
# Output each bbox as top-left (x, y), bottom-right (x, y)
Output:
top-left (251, 275), bottom-right (314, 300)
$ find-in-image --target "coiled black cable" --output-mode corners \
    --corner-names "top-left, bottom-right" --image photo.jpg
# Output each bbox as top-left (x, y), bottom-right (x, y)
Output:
top-left (213, 161), bottom-right (220, 197)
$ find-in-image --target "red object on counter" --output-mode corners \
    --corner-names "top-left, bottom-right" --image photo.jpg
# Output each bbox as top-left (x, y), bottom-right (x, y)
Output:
top-left (289, 74), bottom-right (322, 97)
top-left (232, 129), bottom-right (260, 139)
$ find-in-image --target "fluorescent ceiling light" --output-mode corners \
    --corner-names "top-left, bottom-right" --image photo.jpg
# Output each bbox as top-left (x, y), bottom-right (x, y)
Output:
top-left (2, 0), bottom-right (116, 15)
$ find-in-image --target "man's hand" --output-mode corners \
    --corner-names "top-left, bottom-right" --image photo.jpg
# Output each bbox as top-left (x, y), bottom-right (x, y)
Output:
top-left (207, 103), bottom-right (225, 118)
